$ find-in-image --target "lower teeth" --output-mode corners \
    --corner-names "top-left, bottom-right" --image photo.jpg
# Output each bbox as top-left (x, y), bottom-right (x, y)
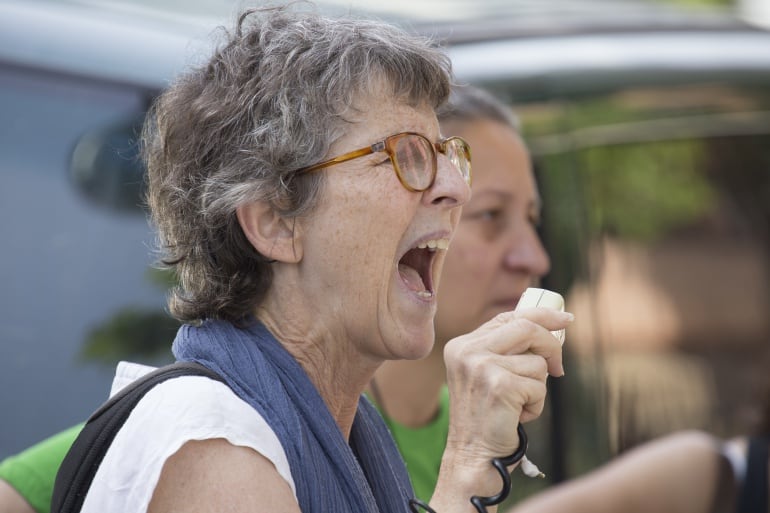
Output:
top-left (416, 291), bottom-right (433, 298)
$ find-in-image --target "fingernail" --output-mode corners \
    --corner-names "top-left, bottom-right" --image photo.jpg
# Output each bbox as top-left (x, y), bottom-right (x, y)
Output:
top-left (563, 311), bottom-right (575, 322)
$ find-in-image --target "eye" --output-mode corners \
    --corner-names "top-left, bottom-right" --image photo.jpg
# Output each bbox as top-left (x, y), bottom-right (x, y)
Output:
top-left (478, 209), bottom-right (503, 222)
top-left (463, 204), bottom-right (504, 222)
top-left (464, 207), bottom-right (507, 229)
top-left (464, 207), bottom-right (507, 240)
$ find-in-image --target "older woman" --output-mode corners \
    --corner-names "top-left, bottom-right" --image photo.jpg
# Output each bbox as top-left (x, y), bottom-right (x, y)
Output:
top-left (69, 6), bottom-right (567, 513)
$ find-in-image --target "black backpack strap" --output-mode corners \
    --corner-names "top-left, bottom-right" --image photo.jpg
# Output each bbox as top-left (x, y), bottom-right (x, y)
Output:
top-left (736, 436), bottom-right (769, 513)
top-left (51, 361), bottom-right (226, 513)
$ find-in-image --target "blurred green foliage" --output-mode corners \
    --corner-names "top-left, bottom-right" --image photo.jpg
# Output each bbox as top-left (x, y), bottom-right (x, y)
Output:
top-left (80, 308), bottom-right (179, 364)
top-left (572, 140), bottom-right (714, 242)
top-left (521, 81), bottom-right (770, 293)
top-left (80, 267), bottom-right (179, 364)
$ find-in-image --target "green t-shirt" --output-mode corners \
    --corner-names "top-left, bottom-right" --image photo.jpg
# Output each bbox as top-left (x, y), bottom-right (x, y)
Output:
top-left (0, 423), bottom-right (84, 513)
top-left (370, 386), bottom-right (449, 503)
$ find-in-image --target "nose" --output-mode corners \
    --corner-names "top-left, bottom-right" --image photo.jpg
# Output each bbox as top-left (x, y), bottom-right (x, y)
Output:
top-left (504, 225), bottom-right (551, 279)
top-left (423, 154), bottom-right (471, 207)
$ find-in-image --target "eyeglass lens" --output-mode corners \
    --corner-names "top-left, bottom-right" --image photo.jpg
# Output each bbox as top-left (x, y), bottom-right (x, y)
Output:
top-left (392, 134), bottom-right (471, 191)
top-left (393, 134), bottom-right (434, 190)
top-left (444, 138), bottom-right (471, 185)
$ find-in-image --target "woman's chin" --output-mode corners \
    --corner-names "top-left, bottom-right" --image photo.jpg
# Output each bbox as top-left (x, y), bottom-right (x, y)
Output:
top-left (392, 323), bottom-right (436, 360)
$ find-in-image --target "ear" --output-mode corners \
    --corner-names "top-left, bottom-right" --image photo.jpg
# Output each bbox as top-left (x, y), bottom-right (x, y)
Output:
top-left (236, 202), bottom-right (302, 263)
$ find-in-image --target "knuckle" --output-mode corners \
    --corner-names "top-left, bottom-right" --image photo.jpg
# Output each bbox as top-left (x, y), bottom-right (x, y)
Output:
top-left (447, 348), bottom-right (488, 380)
top-left (493, 310), bottom-right (517, 324)
top-left (524, 400), bottom-right (545, 419)
top-left (460, 352), bottom-right (491, 377)
top-left (484, 368), bottom-right (511, 391)
top-left (517, 318), bottom-right (540, 337)
top-left (533, 357), bottom-right (549, 377)
top-left (443, 338), bottom-right (465, 361)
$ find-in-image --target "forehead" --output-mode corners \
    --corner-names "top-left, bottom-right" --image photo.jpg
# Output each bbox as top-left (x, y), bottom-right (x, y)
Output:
top-left (336, 89), bottom-right (440, 149)
top-left (448, 118), bottom-right (537, 200)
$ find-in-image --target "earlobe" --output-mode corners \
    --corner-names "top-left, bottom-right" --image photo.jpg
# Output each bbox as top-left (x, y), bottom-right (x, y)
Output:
top-left (236, 202), bottom-right (302, 263)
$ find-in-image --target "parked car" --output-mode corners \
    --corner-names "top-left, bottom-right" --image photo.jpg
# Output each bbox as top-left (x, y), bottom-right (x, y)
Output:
top-left (2, 0), bottom-right (769, 500)
top-left (438, 1), bottom-right (770, 491)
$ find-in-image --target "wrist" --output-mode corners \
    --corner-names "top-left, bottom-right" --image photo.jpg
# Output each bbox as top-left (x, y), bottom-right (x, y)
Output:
top-left (430, 449), bottom-right (510, 513)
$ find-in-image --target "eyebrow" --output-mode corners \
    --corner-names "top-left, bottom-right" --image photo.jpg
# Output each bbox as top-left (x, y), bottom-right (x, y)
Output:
top-left (468, 189), bottom-right (543, 213)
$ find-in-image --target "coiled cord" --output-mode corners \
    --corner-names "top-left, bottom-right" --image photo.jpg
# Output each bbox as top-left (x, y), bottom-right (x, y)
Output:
top-left (408, 423), bottom-right (529, 513)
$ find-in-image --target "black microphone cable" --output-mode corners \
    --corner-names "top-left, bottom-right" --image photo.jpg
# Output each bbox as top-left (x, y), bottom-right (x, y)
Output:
top-left (408, 423), bottom-right (529, 513)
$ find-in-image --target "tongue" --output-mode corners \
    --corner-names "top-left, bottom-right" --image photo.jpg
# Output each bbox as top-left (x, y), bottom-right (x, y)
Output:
top-left (398, 263), bottom-right (426, 292)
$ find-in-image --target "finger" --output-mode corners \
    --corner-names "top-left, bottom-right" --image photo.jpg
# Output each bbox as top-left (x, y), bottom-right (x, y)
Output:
top-left (511, 374), bottom-right (548, 423)
top-left (484, 319), bottom-right (565, 377)
top-left (452, 367), bottom-right (547, 449)
top-left (488, 354), bottom-right (549, 421)
top-left (486, 370), bottom-right (547, 425)
top-left (496, 307), bottom-right (574, 334)
top-left (495, 353), bottom-right (549, 382)
top-left (445, 323), bottom-right (563, 379)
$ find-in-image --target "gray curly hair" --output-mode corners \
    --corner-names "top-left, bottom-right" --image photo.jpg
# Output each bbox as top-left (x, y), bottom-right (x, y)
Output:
top-left (143, 5), bottom-right (452, 324)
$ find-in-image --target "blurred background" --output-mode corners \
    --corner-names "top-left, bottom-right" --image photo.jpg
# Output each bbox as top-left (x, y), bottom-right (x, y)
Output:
top-left (1, 0), bottom-right (769, 504)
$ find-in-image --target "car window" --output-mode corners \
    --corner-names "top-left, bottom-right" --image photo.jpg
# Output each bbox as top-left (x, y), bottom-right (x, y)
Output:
top-left (0, 65), bottom-right (173, 454)
top-left (479, 77), bottom-right (770, 496)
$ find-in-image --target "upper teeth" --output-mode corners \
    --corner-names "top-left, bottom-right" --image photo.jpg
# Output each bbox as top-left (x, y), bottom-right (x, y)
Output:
top-left (417, 239), bottom-right (450, 251)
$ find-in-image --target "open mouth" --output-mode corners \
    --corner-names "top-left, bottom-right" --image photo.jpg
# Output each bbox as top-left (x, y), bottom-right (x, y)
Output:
top-left (397, 238), bottom-right (449, 299)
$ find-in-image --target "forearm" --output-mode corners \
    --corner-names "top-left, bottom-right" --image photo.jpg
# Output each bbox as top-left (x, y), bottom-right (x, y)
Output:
top-left (508, 431), bottom-right (731, 513)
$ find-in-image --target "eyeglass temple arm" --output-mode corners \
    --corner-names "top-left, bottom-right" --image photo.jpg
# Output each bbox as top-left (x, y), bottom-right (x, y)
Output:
top-left (297, 142), bottom-right (384, 174)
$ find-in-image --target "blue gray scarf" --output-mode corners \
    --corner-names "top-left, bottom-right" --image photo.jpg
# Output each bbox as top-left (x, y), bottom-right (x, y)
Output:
top-left (172, 318), bottom-right (414, 513)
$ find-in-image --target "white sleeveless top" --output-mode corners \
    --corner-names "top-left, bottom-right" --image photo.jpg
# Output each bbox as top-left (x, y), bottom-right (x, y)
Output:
top-left (80, 361), bottom-right (297, 512)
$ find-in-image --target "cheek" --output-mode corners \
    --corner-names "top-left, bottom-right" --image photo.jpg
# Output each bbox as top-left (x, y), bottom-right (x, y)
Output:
top-left (328, 178), bottom-right (404, 237)
top-left (321, 185), bottom-right (417, 284)
top-left (441, 243), bottom-right (493, 297)
top-left (435, 245), bottom-right (494, 340)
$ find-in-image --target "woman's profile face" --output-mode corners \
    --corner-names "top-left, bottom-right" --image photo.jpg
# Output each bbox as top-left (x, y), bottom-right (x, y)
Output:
top-left (434, 118), bottom-right (551, 344)
top-left (293, 88), bottom-right (471, 362)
